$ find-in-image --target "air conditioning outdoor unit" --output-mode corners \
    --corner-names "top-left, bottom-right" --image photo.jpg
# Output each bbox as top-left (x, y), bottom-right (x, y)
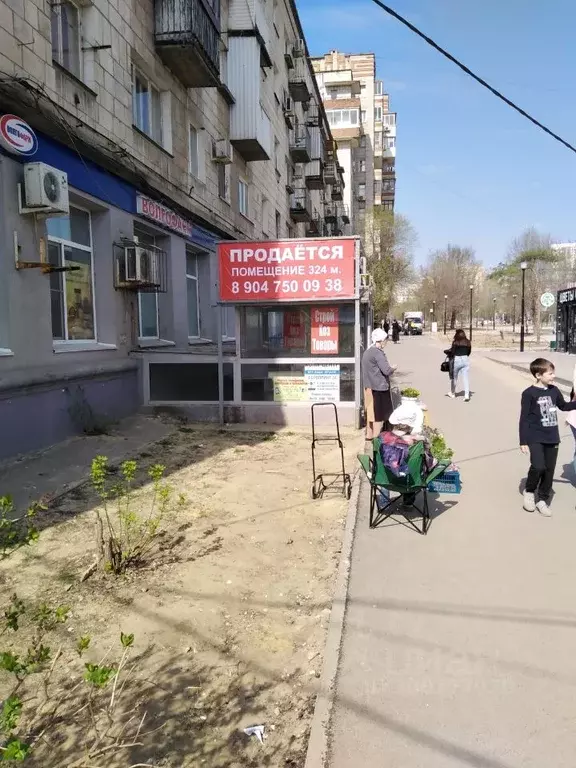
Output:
top-left (118, 244), bottom-right (161, 288)
top-left (212, 139), bottom-right (233, 164)
top-left (283, 95), bottom-right (295, 127)
top-left (292, 39), bottom-right (305, 58)
top-left (23, 162), bottom-right (69, 215)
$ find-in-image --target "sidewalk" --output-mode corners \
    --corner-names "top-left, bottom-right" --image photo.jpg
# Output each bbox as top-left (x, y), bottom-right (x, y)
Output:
top-left (328, 337), bottom-right (576, 768)
top-left (484, 349), bottom-right (576, 388)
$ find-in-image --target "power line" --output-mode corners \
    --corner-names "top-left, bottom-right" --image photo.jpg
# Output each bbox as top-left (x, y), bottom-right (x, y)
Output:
top-left (370, 0), bottom-right (576, 155)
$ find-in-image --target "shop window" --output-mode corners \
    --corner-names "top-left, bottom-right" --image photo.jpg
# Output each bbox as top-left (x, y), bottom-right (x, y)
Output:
top-left (240, 304), bottom-right (355, 359)
top-left (135, 226), bottom-right (160, 339)
top-left (241, 363), bottom-right (355, 402)
top-left (186, 250), bottom-right (200, 338)
top-left (132, 66), bottom-right (163, 145)
top-left (51, 0), bottom-right (82, 79)
top-left (46, 207), bottom-right (95, 341)
top-left (149, 363), bottom-right (233, 401)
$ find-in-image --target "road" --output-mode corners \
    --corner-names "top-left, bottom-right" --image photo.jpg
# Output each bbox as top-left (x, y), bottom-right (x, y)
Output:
top-left (329, 335), bottom-right (576, 768)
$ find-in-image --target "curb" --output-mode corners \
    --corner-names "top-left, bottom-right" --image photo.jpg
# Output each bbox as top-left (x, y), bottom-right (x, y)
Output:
top-left (304, 466), bottom-right (363, 768)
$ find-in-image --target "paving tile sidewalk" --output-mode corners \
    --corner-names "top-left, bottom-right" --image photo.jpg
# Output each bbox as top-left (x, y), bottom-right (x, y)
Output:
top-left (328, 337), bottom-right (576, 768)
top-left (484, 349), bottom-right (576, 388)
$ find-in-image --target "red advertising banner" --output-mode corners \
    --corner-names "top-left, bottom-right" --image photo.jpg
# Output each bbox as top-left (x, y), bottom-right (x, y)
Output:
top-left (283, 310), bottom-right (306, 350)
top-left (218, 237), bottom-right (356, 302)
top-left (311, 307), bottom-right (339, 355)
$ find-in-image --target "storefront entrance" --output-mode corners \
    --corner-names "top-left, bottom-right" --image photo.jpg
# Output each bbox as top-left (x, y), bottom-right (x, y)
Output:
top-left (556, 288), bottom-right (576, 353)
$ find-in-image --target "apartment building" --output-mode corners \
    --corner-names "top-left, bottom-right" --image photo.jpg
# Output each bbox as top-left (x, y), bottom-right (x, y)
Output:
top-left (0, 0), bottom-right (347, 459)
top-left (311, 51), bottom-right (396, 249)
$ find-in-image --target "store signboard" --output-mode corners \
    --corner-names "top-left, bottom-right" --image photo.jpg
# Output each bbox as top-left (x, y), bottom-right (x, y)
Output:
top-left (311, 307), bottom-right (339, 355)
top-left (305, 365), bottom-right (340, 402)
top-left (283, 310), bottom-right (306, 350)
top-left (218, 237), bottom-right (357, 302)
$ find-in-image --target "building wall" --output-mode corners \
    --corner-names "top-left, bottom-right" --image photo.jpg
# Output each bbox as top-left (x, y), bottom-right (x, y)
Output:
top-left (0, 0), bottom-right (348, 459)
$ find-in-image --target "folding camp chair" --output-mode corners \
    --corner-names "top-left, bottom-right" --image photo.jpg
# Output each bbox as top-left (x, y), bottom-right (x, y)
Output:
top-left (358, 438), bottom-right (450, 535)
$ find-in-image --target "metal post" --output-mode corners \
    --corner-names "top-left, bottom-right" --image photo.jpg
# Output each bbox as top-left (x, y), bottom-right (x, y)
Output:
top-left (443, 295), bottom-right (447, 336)
top-left (512, 294), bottom-right (517, 333)
top-left (492, 298), bottom-right (496, 330)
top-left (469, 285), bottom-right (473, 341)
top-left (432, 300), bottom-right (436, 323)
top-left (216, 303), bottom-right (224, 427)
top-left (520, 263), bottom-right (527, 352)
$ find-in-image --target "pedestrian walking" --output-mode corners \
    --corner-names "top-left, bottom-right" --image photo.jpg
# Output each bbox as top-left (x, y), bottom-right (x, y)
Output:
top-left (361, 328), bottom-right (397, 439)
top-left (445, 329), bottom-right (471, 402)
top-left (519, 358), bottom-right (576, 517)
top-left (391, 319), bottom-right (401, 344)
top-left (383, 319), bottom-right (390, 335)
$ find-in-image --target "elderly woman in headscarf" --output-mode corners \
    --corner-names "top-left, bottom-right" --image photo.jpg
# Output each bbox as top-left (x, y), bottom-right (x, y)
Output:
top-left (362, 328), bottom-right (397, 439)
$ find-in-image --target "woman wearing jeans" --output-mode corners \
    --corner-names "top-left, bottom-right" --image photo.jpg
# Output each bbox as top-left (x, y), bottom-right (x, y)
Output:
top-left (446, 329), bottom-right (471, 402)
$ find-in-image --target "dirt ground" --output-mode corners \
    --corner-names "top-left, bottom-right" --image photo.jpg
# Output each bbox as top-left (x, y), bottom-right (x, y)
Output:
top-left (0, 424), bottom-right (360, 767)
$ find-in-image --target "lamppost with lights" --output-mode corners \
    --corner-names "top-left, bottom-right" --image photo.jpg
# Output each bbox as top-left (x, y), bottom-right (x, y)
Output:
top-left (512, 294), bottom-right (517, 333)
top-left (493, 297), bottom-right (497, 330)
top-left (443, 295), bottom-right (448, 336)
top-left (469, 285), bottom-right (474, 341)
top-left (429, 306), bottom-right (434, 332)
top-left (520, 261), bottom-right (528, 352)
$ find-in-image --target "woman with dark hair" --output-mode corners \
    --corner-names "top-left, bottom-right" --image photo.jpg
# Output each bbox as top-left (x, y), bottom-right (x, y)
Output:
top-left (446, 329), bottom-right (472, 402)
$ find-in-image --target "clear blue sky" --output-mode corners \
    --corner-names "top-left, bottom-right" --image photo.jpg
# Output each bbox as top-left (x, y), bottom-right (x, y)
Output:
top-left (299, 0), bottom-right (576, 267)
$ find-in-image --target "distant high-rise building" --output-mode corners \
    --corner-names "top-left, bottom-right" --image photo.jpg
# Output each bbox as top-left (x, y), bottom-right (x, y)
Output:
top-left (311, 51), bottom-right (396, 252)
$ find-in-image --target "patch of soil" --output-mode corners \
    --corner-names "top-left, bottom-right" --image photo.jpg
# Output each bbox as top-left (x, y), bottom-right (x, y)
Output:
top-left (0, 426), bottom-right (360, 767)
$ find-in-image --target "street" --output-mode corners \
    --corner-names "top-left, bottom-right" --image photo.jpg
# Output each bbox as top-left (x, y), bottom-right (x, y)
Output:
top-left (329, 335), bottom-right (576, 768)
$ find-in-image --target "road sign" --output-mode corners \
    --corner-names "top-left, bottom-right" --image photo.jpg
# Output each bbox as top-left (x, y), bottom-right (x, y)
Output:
top-left (540, 292), bottom-right (555, 309)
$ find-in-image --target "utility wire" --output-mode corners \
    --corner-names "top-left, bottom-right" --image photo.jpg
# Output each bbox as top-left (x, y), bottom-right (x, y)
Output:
top-left (370, 0), bottom-right (576, 155)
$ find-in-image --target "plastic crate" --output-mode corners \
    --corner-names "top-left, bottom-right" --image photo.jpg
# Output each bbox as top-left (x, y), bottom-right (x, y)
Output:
top-left (428, 470), bottom-right (461, 494)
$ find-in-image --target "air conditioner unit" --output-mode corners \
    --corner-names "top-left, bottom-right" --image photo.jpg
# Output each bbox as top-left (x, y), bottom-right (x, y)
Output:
top-left (292, 39), bottom-right (305, 58)
top-left (23, 163), bottom-right (69, 214)
top-left (212, 139), bottom-right (233, 164)
top-left (119, 245), bottom-right (161, 288)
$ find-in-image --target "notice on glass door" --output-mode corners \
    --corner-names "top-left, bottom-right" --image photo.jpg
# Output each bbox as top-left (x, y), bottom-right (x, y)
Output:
top-left (304, 364), bottom-right (341, 403)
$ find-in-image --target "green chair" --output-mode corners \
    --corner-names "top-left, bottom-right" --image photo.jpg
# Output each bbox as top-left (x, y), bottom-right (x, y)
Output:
top-left (358, 438), bottom-right (450, 535)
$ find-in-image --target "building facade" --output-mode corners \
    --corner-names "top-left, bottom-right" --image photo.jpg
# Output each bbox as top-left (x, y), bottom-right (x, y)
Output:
top-left (311, 51), bottom-right (396, 255)
top-left (0, 0), bottom-right (349, 459)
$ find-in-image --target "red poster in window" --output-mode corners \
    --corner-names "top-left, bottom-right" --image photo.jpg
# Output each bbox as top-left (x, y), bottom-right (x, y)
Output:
top-left (283, 310), bottom-right (306, 350)
top-left (311, 307), bottom-right (339, 355)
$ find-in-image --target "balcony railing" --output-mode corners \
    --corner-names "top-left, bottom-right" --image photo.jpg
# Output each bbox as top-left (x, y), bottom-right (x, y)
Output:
top-left (341, 204), bottom-right (350, 224)
top-left (155, 0), bottom-right (220, 88)
top-left (305, 159), bottom-right (323, 190)
top-left (290, 188), bottom-right (312, 222)
top-left (324, 160), bottom-right (337, 184)
top-left (331, 180), bottom-right (343, 201)
top-left (306, 211), bottom-right (321, 236)
top-left (289, 124), bottom-right (311, 163)
top-left (288, 57), bottom-right (311, 102)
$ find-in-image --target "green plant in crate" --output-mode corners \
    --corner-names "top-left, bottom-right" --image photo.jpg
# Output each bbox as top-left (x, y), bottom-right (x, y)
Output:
top-left (400, 387), bottom-right (420, 399)
top-left (425, 427), bottom-right (454, 462)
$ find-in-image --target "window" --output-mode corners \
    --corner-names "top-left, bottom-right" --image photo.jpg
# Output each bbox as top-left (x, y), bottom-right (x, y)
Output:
top-left (218, 163), bottom-right (230, 202)
top-left (383, 200), bottom-right (394, 211)
top-left (46, 207), bottom-right (95, 341)
top-left (51, 1), bottom-right (81, 78)
top-left (359, 159), bottom-right (366, 172)
top-left (384, 136), bottom-right (396, 149)
top-left (132, 67), bottom-right (162, 145)
top-left (238, 178), bottom-right (249, 217)
top-left (326, 109), bottom-right (359, 127)
top-left (374, 180), bottom-right (381, 196)
top-left (374, 132), bottom-right (382, 149)
top-left (358, 183), bottom-right (366, 199)
top-left (186, 250), bottom-right (200, 338)
top-left (375, 80), bottom-right (383, 95)
top-left (189, 126), bottom-right (199, 177)
top-left (361, 110), bottom-right (366, 123)
top-left (382, 113), bottom-right (396, 127)
top-left (374, 106), bottom-right (382, 122)
top-left (135, 227), bottom-right (160, 338)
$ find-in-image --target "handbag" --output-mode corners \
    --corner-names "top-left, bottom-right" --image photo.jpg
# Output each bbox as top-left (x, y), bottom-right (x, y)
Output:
top-left (440, 357), bottom-right (450, 373)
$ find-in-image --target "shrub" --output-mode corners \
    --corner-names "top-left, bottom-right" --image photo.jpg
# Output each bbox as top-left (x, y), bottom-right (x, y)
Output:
top-left (401, 387), bottom-right (420, 399)
top-left (0, 595), bottom-right (146, 764)
top-left (90, 456), bottom-right (174, 575)
top-left (0, 497), bottom-right (41, 559)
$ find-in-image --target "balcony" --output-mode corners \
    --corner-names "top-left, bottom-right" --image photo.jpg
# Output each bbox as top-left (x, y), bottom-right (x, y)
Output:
top-left (331, 180), bottom-right (343, 201)
top-left (341, 204), bottom-right (350, 224)
top-left (289, 57), bottom-right (311, 102)
top-left (324, 202), bottom-right (337, 223)
top-left (228, 37), bottom-right (272, 161)
top-left (324, 160), bottom-right (337, 184)
top-left (154, 0), bottom-right (220, 88)
top-left (306, 211), bottom-right (321, 236)
top-left (305, 159), bottom-right (324, 190)
top-left (289, 125), bottom-right (311, 163)
top-left (304, 101), bottom-right (320, 127)
top-left (290, 188), bottom-right (311, 222)
top-left (228, 0), bottom-right (272, 67)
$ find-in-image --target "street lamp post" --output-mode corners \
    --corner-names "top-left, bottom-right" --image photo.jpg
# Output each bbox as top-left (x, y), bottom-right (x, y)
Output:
top-left (512, 294), bottom-right (517, 333)
top-left (493, 298), bottom-right (497, 331)
top-left (443, 295), bottom-right (448, 336)
top-left (429, 307), bottom-right (434, 332)
top-left (469, 285), bottom-right (474, 341)
top-left (432, 300), bottom-right (436, 324)
top-left (520, 262), bottom-right (527, 352)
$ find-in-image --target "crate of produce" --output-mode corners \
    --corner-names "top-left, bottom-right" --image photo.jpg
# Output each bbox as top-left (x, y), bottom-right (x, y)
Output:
top-left (428, 469), bottom-right (461, 494)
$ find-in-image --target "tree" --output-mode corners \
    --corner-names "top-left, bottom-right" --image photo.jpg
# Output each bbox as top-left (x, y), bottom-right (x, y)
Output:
top-left (365, 208), bottom-right (417, 318)
top-left (418, 245), bottom-right (480, 329)
top-left (489, 228), bottom-right (560, 342)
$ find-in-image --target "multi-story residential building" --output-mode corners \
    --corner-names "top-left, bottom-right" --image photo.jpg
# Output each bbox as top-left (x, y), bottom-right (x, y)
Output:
top-left (311, 51), bottom-right (396, 251)
top-left (0, 0), bottom-right (347, 459)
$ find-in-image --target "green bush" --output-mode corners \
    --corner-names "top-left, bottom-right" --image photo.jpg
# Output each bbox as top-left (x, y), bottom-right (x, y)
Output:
top-left (401, 387), bottom-right (420, 399)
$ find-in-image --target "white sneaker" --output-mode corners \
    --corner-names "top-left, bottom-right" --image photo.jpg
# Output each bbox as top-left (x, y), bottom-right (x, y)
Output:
top-left (523, 491), bottom-right (536, 512)
top-left (536, 500), bottom-right (552, 517)
top-left (464, 395), bottom-right (470, 402)
top-left (446, 392), bottom-right (455, 399)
